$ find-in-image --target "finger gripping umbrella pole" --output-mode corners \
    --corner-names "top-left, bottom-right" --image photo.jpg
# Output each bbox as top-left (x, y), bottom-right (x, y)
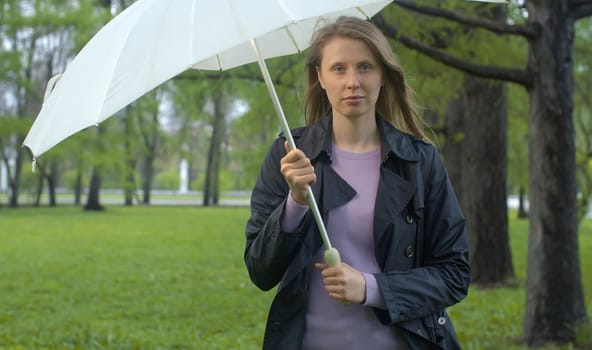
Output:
top-left (250, 39), bottom-right (341, 267)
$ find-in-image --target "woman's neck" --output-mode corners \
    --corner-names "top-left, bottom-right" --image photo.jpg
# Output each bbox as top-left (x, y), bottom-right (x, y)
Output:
top-left (332, 114), bottom-right (380, 153)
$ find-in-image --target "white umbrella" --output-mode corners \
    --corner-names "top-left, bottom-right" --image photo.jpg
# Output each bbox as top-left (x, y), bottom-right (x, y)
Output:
top-left (22, 0), bottom-right (505, 265)
top-left (23, 0), bottom-right (392, 159)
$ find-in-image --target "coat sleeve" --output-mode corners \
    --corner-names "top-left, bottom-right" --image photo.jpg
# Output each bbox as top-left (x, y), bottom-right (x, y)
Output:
top-left (375, 144), bottom-right (471, 323)
top-left (244, 137), bottom-right (311, 291)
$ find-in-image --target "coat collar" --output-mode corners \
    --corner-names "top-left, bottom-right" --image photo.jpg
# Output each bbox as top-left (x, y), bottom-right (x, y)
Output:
top-left (295, 114), bottom-right (419, 163)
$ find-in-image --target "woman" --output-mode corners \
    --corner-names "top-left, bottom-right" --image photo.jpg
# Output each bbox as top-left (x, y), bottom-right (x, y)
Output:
top-left (244, 16), bottom-right (470, 350)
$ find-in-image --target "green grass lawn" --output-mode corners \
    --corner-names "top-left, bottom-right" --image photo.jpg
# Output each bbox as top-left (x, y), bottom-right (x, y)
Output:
top-left (0, 206), bottom-right (590, 349)
top-left (0, 206), bottom-right (269, 349)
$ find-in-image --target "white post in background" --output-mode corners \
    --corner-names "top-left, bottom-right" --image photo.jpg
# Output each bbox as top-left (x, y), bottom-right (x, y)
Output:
top-left (179, 158), bottom-right (189, 194)
top-left (0, 161), bottom-right (7, 192)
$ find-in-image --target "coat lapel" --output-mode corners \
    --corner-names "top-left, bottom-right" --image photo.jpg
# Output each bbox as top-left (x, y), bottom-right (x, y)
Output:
top-left (373, 164), bottom-right (416, 268)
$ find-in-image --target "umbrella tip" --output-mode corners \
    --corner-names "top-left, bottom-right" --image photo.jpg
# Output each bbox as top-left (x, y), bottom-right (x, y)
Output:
top-left (43, 73), bottom-right (62, 103)
top-left (21, 144), bottom-right (37, 173)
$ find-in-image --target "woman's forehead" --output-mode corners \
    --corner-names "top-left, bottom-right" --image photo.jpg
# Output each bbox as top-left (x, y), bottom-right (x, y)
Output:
top-left (319, 37), bottom-right (377, 63)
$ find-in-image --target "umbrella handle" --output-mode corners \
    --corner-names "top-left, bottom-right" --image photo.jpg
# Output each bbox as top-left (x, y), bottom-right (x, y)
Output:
top-left (324, 247), bottom-right (341, 267)
top-left (250, 39), bottom-right (340, 265)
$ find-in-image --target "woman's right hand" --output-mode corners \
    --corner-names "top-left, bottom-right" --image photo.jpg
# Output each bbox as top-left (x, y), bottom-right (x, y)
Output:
top-left (280, 141), bottom-right (316, 205)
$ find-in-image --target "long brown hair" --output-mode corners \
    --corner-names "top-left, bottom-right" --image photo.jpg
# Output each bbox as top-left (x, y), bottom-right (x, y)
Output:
top-left (304, 16), bottom-right (427, 139)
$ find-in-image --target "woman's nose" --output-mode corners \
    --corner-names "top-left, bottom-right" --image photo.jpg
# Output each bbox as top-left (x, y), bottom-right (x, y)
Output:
top-left (346, 71), bottom-right (361, 89)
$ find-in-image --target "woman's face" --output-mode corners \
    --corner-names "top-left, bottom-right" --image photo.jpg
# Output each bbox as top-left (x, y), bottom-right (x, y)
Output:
top-left (317, 37), bottom-right (383, 122)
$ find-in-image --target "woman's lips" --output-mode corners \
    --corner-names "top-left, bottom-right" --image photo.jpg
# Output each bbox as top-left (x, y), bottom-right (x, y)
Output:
top-left (343, 96), bottom-right (364, 103)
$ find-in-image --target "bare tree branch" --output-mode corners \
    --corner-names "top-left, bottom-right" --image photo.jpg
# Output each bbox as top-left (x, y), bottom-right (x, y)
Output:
top-left (392, 0), bottom-right (539, 38)
top-left (372, 15), bottom-right (533, 88)
top-left (571, 2), bottom-right (592, 20)
top-left (569, 0), bottom-right (592, 6)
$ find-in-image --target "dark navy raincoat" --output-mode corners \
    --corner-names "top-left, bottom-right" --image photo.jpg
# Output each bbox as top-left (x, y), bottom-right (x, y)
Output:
top-left (245, 115), bottom-right (470, 349)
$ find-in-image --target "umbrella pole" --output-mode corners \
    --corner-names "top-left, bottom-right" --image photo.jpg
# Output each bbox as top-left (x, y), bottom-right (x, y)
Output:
top-left (250, 39), bottom-right (340, 267)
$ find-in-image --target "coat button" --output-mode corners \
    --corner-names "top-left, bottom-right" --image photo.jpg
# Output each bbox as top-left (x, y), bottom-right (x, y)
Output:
top-left (405, 245), bottom-right (416, 258)
top-left (438, 317), bottom-right (446, 325)
top-left (405, 214), bottom-right (414, 224)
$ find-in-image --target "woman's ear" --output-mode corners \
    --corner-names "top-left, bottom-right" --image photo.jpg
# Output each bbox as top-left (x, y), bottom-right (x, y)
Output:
top-left (316, 66), bottom-right (325, 90)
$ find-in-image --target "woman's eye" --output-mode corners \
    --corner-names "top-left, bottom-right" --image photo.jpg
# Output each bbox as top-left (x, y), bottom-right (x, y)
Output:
top-left (333, 65), bottom-right (345, 72)
top-left (360, 63), bottom-right (372, 72)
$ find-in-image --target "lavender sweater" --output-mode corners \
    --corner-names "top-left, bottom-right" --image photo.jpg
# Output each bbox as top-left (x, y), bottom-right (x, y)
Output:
top-left (282, 145), bottom-right (408, 350)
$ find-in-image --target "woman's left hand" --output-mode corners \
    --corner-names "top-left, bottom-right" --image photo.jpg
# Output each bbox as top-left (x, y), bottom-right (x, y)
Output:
top-left (315, 262), bottom-right (366, 304)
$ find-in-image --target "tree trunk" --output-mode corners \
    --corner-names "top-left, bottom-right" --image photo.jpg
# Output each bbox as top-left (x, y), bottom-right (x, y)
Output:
top-left (8, 152), bottom-right (22, 208)
top-left (122, 106), bottom-right (135, 206)
top-left (523, 1), bottom-right (588, 344)
top-left (84, 167), bottom-right (104, 211)
top-left (518, 186), bottom-right (528, 219)
top-left (47, 161), bottom-right (58, 207)
top-left (74, 170), bottom-right (82, 206)
top-left (462, 75), bottom-right (514, 286)
top-left (203, 94), bottom-right (226, 206)
top-left (33, 170), bottom-right (43, 207)
top-left (137, 101), bottom-right (159, 206)
top-left (124, 159), bottom-right (136, 206)
top-left (32, 160), bottom-right (57, 207)
top-left (141, 155), bottom-right (154, 205)
top-left (212, 155), bottom-right (220, 205)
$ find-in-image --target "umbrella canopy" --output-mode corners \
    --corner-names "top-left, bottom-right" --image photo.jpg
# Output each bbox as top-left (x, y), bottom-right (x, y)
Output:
top-left (22, 0), bottom-right (392, 159)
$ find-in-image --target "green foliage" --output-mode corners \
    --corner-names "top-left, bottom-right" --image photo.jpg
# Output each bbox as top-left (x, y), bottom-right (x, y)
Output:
top-left (574, 17), bottom-right (592, 220)
top-left (0, 206), bottom-right (590, 349)
top-left (154, 168), bottom-right (180, 191)
top-left (190, 167), bottom-right (236, 193)
top-left (68, 0), bottom-right (111, 51)
top-left (0, 118), bottom-right (30, 137)
top-left (383, 0), bottom-right (529, 148)
top-left (60, 168), bottom-right (86, 190)
top-left (507, 84), bottom-right (529, 194)
top-left (576, 323), bottom-right (592, 348)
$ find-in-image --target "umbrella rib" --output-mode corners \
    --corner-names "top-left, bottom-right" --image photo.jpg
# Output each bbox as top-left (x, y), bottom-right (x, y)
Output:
top-left (216, 54), bottom-right (223, 70)
top-left (354, 6), bottom-right (370, 19)
top-left (283, 27), bottom-right (301, 53)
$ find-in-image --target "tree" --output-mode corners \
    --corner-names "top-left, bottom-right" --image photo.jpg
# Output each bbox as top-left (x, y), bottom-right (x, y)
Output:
top-left (84, 125), bottom-right (106, 211)
top-left (0, 0), bottom-right (115, 208)
top-left (0, 0), bottom-right (44, 207)
top-left (203, 89), bottom-right (228, 206)
top-left (33, 158), bottom-right (59, 206)
top-left (175, 56), bottom-right (305, 193)
top-left (375, 0), bottom-right (591, 345)
top-left (462, 75), bottom-right (514, 285)
top-left (460, 5), bottom-right (515, 286)
top-left (133, 89), bottom-right (165, 205)
top-left (121, 106), bottom-right (138, 206)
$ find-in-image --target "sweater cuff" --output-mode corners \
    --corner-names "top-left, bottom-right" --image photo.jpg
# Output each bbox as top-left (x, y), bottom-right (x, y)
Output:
top-left (363, 273), bottom-right (386, 309)
top-left (281, 191), bottom-right (309, 232)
